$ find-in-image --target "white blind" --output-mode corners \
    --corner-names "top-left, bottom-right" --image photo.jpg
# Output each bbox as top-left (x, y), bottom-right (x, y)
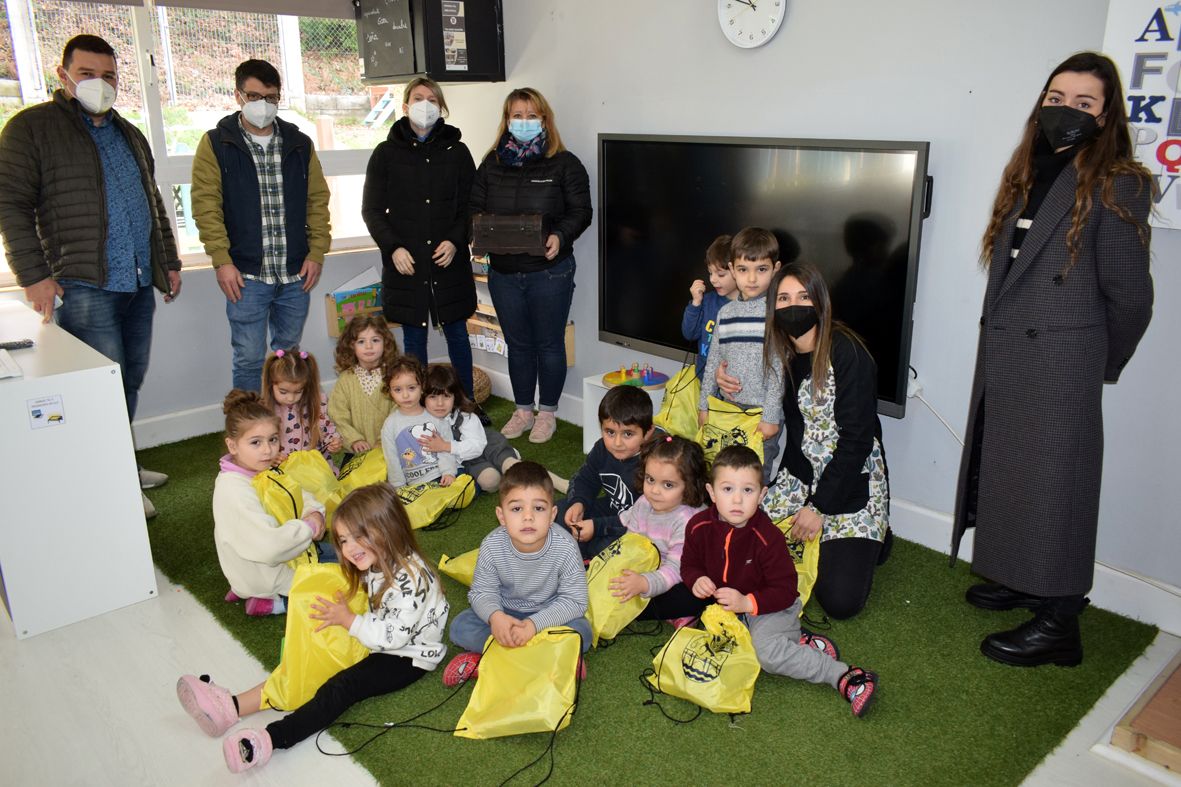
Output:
top-left (68, 0), bottom-right (355, 20)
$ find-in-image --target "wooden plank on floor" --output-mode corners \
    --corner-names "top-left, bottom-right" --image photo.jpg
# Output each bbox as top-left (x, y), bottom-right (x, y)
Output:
top-left (1112, 649), bottom-right (1181, 773)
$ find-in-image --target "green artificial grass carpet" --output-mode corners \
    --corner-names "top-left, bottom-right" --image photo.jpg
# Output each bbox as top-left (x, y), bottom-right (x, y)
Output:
top-left (139, 396), bottom-right (1156, 786)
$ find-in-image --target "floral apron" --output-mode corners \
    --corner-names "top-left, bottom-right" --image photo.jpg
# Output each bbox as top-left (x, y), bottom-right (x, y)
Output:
top-left (763, 365), bottom-right (888, 543)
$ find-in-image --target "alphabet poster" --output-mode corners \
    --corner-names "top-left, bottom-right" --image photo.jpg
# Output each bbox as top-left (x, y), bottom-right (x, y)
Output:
top-left (1104, 1), bottom-right (1181, 228)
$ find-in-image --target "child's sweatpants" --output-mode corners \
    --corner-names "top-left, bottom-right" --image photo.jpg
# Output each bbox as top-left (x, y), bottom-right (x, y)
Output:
top-left (449, 607), bottom-right (593, 653)
top-left (746, 598), bottom-right (847, 687)
top-left (266, 653), bottom-right (425, 748)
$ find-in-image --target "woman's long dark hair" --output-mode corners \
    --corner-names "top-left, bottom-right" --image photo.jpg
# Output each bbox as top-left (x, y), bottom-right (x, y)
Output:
top-left (981, 52), bottom-right (1151, 273)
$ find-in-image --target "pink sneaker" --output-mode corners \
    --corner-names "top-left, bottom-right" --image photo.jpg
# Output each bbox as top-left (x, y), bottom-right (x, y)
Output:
top-left (443, 652), bottom-right (481, 687)
top-left (501, 409), bottom-right (535, 439)
top-left (800, 629), bottom-right (841, 660)
top-left (529, 411), bottom-right (557, 443)
top-left (839, 667), bottom-right (879, 718)
top-left (176, 674), bottom-right (238, 737)
top-left (223, 728), bottom-right (272, 773)
top-left (244, 596), bottom-right (285, 616)
top-left (578, 658), bottom-right (588, 681)
top-left (668, 616), bottom-right (697, 629)
top-left (224, 590), bottom-right (241, 603)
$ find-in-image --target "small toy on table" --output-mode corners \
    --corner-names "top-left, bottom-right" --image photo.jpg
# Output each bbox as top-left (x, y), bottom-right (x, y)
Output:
top-left (602, 362), bottom-right (670, 390)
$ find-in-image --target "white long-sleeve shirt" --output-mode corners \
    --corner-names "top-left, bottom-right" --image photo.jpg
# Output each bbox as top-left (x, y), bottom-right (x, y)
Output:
top-left (348, 559), bottom-right (449, 669)
top-left (444, 410), bottom-right (487, 464)
top-left (212, 464), bottom-right (324, 598)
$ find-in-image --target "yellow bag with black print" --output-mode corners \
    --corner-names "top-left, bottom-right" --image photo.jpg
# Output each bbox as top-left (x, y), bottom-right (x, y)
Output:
top-left (279, 449), bottom-right (339, 506)
top-left (325, 448), bottom-right (389, 520)
top-left (260, 563), bottom-right (370, 711)
top-left (399, 474), bottom-right (477, 530)
top-left (696, 396), bottom-right (764, 466)
top-left (438, 548), bottom-right (480, 586)
top-left (454, 626), bottom-right (584, 740)
top-left (645, 604), bottom-right (760, 715)
top-left (653, 365), bottom-right (701, 440)
top-left (251, 466), bottom-right (317, 569)
top-left (771, 514), bottom-right (821, 613)
top-left (584, 533), bottom-right (660, 646)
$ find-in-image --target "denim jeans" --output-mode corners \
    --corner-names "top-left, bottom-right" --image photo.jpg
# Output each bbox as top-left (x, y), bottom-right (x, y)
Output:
top-left (402, 319), bottom-right (474, 398)
top-left (487, 256), bottom-right (576, 410)
top-left (56, 283), bottom-right (155, 421)
top-left (448, 606), bottom-right (592, 654)
top-left (226, 278), bottom-right (310, 392)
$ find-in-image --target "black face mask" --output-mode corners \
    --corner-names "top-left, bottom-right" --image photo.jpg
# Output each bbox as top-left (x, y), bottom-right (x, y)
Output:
top-left (1039, 105), bottom-right (1100, 149)
top-left (775, 305), bottom-right (819, 339)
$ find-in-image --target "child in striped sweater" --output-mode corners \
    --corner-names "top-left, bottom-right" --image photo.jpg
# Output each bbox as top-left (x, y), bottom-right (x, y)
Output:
top-left (608, 436), bottom-right (710, 623)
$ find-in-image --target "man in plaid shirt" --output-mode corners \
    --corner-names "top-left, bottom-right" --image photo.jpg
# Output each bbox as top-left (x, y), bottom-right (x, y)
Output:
top-left (191, 59), bottom-right (331, 392)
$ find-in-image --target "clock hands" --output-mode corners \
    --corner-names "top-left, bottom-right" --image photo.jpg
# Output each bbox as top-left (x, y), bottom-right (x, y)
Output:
top-left (734, 0), bottom-right (757, 9)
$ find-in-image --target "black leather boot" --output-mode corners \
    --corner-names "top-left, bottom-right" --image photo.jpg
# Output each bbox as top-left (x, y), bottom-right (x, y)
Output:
top-left (965, 582), bottom-right (1043, 611)
top-left (980, 608), bottom-right (1083, 667)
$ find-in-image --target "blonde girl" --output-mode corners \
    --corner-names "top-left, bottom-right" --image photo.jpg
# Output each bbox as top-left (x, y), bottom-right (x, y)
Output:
top-left (178, 484), bottom-right (449, 773)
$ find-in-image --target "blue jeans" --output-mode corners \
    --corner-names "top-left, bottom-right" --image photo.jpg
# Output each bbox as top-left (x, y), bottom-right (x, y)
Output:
top-left (56, 283), bottom-right (155, 421)
top-left (402, 319), bottom-right (474, 398)
top-left (449, 607), bottom-right (592, 653)
top-left (226, 278), bottom-right (310, 392)
top-left (487, 256), bottom-right (576, 410)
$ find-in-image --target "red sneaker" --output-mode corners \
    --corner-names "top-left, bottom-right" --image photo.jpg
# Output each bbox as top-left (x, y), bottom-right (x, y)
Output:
top-left (800, 629), bottom-right (840, 660)
top-left (443, 652), bottom-right (481, 687)
top-left (839, 667), bottom-right (879, 718)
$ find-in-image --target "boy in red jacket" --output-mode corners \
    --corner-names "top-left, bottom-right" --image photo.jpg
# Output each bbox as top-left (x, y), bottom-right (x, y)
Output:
top-left (681, 445), bottom-right (879, 717)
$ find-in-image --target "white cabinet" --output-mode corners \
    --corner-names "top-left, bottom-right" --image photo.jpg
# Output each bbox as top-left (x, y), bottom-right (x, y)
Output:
top-left (0, 301), bottom-right (157, 639)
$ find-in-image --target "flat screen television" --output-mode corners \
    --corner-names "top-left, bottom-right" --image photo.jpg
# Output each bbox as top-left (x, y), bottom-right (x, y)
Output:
top-left (598, 134), bottom-right (931, 418)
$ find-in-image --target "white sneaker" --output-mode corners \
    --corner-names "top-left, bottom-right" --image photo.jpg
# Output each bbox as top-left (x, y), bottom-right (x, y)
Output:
top-left (142, 492), bottom-right (157, 520)
top-left (501, 409), bottom-right (535, 439)
top-left (139, 468), bottom-right (169, 489)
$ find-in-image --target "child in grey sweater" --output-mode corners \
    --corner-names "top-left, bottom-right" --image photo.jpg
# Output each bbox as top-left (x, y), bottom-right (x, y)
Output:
top-left (698, 227), bottom-right (785, 484)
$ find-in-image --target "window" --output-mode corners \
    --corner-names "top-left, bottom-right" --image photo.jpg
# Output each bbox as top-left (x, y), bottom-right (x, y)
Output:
top-left (0, 1), bottom-right (385, 287)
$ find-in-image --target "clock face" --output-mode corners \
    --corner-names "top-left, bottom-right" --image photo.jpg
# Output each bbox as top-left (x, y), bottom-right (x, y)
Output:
top-left (717, 0), bottom-right (784, 49)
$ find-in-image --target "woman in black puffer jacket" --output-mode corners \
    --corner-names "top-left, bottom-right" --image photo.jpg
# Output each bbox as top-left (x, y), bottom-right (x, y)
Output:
top-left (362, 77), bottom-right (481, 410)
top-left (470, 87), bottom-right (592, 443)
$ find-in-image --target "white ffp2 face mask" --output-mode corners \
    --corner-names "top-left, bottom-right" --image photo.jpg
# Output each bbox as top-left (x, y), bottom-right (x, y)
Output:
top-left (69, 75), bottom-right (117, 115)
top-left (240, 99), bottom-right (278, 129)
top-left (408, 100), bottom-right (440, 131)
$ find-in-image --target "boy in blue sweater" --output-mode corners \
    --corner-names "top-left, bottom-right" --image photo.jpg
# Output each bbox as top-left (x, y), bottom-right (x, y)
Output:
top-left (561, 385), bottom-right (654, 559)
top-left (681, 235), bottom-right (737, 378)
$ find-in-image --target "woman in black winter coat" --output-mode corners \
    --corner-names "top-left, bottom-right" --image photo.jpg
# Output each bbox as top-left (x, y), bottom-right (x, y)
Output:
top-left (361, 77), bottom-right (481, 407)
top-left (469, 87), bottom-right (592, 444)
top-left (953, 52), bottom-right (1153, 668)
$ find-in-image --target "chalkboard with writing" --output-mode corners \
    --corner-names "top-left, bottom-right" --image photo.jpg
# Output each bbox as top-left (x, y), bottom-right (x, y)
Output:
top-left (355, 0), bottom-right (504, 83)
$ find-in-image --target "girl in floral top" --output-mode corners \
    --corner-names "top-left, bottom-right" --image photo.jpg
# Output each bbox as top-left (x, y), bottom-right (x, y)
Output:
top-left (261, 349), bottom-right (343, 469)
top-left (327, 315), bottom-right (400, 453)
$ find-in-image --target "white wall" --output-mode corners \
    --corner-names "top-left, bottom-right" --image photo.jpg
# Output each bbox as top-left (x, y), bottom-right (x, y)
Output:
top-left (5, 0), bottom-right (1176, 592)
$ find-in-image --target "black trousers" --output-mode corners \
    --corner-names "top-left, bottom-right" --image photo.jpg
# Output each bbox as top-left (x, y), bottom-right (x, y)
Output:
top-left (266, 652), bottom-right (426, 749)
top-left (813, 537), bottom-right (882, 620)
top-left (636, 582), bottom-right (710, 621)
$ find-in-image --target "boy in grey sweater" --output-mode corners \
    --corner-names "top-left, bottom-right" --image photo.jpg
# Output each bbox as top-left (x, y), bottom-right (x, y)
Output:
top-left (443, 461), bottom-right (591, 686)
top-left (698, 227), bottom-right (785, 484)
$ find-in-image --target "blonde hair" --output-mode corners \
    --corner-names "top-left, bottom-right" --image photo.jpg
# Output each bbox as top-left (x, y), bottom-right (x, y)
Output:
top-left (490, 87), bottom-right (566, 159)
top-left (402, 76), bottom-right (449, 117)
top-left (331, 484), bottom-right (433, 609)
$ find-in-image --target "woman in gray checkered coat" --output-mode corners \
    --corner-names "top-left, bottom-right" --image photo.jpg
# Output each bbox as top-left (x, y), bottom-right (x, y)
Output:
top-left (952, 52), bottom-right (1154, 667)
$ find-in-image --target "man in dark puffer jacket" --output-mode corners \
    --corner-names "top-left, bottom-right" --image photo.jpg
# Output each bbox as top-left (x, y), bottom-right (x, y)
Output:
top-left (0, 35), bottom-right (181, 518)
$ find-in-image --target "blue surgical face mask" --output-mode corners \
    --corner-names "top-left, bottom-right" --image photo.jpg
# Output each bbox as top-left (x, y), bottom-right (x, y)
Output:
top-left (508, 118), bottom-right (543, 142)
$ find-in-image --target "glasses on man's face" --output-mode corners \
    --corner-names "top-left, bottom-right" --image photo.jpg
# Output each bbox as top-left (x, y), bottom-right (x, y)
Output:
top-left (240, 91), bottom-right (281, 105)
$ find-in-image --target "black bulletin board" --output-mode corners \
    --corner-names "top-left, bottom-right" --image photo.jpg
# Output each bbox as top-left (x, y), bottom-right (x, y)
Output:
top-left (355, 0), bottom-right (505, 83)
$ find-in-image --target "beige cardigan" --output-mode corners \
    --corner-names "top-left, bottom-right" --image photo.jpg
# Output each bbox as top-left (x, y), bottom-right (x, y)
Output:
top-left (328, 369), bottom-right (394, 447)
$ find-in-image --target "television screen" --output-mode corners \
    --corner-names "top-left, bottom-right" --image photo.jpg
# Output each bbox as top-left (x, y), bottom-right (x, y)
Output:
top-left (598, 134), bottom-right (930, 418)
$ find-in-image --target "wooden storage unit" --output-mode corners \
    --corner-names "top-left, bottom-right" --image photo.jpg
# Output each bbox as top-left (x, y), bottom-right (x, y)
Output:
top-left (1111, 650), bottom-right (1181, 773)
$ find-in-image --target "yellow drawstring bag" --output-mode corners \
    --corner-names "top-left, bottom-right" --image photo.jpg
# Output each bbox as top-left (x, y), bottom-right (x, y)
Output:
top-left (696, 396), bottom-right (764, 466)
top-left (251, 466), bottom-right (318, 569)
top-left (653, 365), bottom-right (701, 440)
top-left (584, 533), bottom-right (660, 646)
top-left (260, 563), bottom-right (370, 711)
top-left (454, 627), bottom-right (584, 740)
top-left (771, 514), bottom-right (821, 612)
top-left (325, 448), bottom-right (389, 520)
top-left (646, 604), bottom-right (761, 715)
top-left (438, 548), bottom-right (480, 586)
top-left (279, 449), bottom-right (339, 505)
top-left (399, 474), bottom-right (477, 530)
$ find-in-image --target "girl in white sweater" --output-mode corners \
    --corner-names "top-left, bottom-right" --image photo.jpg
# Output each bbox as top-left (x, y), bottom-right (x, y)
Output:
top-left (213, 390), bottom-right (327, 617)
top-left (178, 483), bottom-right (449, 773)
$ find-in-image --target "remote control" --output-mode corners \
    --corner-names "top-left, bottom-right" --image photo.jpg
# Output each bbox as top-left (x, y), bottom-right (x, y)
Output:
top-left (0, 339), bottom-right (33, 351)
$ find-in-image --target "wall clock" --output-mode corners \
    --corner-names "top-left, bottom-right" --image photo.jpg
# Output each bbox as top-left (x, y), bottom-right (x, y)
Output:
top-left (717, 0), bottom-right (784, 49)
